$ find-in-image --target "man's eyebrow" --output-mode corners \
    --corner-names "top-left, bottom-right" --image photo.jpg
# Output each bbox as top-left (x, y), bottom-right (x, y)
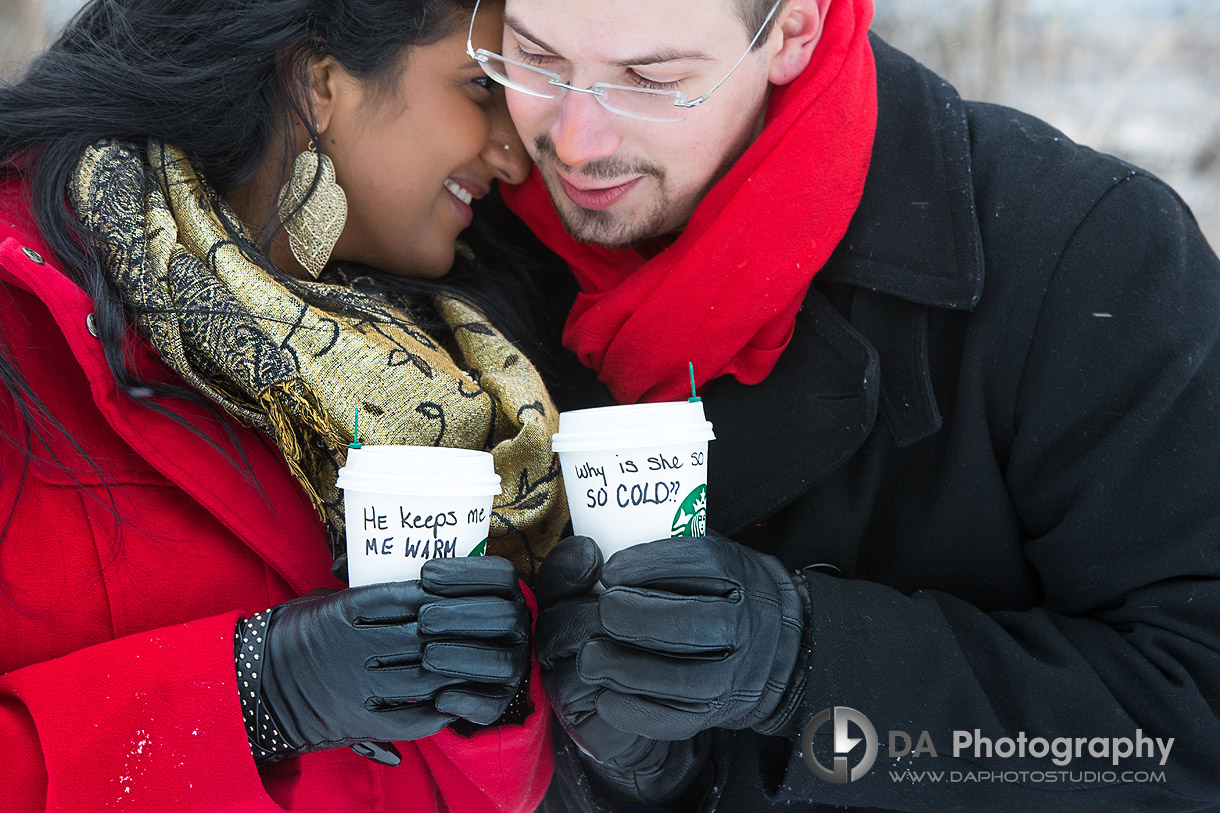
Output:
top-left (610, 48), bottom-right (715, 68)
top-left (503, 15), bottom-right (714, 67)
top-left (503, 15), bottom-right (562, 54)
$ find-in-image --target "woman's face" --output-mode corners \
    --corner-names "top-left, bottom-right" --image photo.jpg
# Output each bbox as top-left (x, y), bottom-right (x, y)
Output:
top-left (319, 6), bottom-right (529, 278)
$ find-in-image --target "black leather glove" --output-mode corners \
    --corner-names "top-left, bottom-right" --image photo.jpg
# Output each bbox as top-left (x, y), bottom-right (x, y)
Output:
top-left (555, 534), bottom-right (807, 741)
top-left (536, 537), bottom-right (708, 806)
top-left (238, 556), bottom-right (528, 763)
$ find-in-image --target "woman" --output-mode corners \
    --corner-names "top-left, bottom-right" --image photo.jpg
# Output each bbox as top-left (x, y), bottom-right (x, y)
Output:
top-left (0, 0), bottom-right (566, 810)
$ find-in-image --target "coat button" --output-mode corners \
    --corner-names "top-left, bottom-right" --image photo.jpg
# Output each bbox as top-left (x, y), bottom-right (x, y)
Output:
top-left (86, 313), bottom-right (99, 338)
top-left (21, 247), bottom-right (45, 264)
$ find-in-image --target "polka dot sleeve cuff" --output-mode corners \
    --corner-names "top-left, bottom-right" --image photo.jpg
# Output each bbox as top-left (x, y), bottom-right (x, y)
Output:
top-left (235, 612), bottom-right (296, 764)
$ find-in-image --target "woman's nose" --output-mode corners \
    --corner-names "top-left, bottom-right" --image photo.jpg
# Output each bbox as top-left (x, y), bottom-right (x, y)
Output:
top-left (485, 91), bottom-right (531, 185)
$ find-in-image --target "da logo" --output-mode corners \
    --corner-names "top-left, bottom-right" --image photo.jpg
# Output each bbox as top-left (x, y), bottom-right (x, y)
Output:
top-left (670, 484), bottom-right (707, 537)
top-left (802, 707), bottom-right (879, 783)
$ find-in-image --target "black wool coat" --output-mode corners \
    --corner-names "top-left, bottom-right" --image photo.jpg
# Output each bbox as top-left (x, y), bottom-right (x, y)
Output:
top-left (526, 35), bottom-right (1220, 812)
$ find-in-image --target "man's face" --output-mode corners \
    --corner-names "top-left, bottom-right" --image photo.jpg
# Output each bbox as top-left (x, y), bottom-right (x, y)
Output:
top-left (502, 0), bottom-right (777, 249)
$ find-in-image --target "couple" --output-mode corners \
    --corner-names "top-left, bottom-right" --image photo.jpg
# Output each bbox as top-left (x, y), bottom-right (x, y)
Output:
top-left (2, 0), bottom-right (1220, 811)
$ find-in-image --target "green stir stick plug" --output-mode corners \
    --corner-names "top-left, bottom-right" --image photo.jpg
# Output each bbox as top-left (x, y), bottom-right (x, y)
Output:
top-left (349, 407), bottom-right (362, 449)
top-left (688, 362), bottom-right (701, 403)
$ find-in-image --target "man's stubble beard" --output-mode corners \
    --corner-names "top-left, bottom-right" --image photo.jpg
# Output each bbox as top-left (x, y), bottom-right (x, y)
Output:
top-left (532, 134), bottom-right (675, 249)
top-left (531, 120), bottom-right (758, 250)
top-left (553, 184), bottom-right (678, 250)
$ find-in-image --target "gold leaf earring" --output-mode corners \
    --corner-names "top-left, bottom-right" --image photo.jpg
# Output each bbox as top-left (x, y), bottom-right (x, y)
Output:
top-left (277, 140), bottom-right (347, 279)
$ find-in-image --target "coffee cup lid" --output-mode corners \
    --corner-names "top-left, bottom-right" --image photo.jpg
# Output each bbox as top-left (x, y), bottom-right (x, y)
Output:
top-left (337, 445), bottom-right (502, 496)
top-left (551, 401), bottom-right (715, 453)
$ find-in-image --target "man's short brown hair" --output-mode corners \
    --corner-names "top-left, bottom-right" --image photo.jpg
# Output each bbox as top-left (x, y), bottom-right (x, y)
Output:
top-left (736, 0), bottom-right (786, 48)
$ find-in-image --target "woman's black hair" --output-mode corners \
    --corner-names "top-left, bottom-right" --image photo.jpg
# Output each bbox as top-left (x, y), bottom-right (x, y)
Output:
top-left (0, 0), bottom-right (562, 565)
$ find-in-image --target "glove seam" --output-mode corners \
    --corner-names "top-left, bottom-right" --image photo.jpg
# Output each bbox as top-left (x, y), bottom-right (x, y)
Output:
top-left (424, 641), bottom-right (516, 680)
top-left (753, 569), bottom-right (812, 737)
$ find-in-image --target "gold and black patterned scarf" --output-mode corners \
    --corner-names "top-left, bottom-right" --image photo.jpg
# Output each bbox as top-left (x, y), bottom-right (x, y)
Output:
top-left (69, 139), bottom-right (566, 577)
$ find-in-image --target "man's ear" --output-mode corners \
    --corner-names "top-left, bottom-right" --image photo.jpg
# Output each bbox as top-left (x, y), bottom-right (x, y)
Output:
top-left (767, 0), bottom-right (833, 86)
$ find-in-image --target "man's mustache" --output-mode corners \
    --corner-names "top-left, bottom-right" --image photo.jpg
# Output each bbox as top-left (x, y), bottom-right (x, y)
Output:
top-left (532, 134), bottom-right (664, 183)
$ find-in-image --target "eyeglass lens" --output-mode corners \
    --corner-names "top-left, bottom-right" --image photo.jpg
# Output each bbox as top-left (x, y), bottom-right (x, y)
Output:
top-left (478, 54), bottom-right (689, 122)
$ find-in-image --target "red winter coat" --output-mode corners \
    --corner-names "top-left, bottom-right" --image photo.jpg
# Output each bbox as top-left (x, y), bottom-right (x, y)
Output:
top-left (0, 179), bottom-right (552, 812)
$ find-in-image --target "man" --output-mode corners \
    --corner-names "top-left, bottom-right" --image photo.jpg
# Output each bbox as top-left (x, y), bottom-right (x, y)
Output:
top-left (471, 0), bottom-right (1220, 809)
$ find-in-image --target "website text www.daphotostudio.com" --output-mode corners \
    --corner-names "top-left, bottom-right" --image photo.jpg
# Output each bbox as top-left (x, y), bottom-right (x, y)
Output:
top-left (801, 706), bottom-right (1173, 787)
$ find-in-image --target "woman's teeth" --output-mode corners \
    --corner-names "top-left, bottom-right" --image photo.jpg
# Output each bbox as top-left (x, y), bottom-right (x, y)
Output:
top-left (444, 178), bottom-right (473, 205)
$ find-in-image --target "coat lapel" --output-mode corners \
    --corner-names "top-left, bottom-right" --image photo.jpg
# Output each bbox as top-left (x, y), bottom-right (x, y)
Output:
top-left (93, 352), bottom-right (336, 593)
top-left (704, 288), bottom-right (879, 537)
top-left (705, 36), bottom-right (989, 531)
top-left (819, 35), bottom-right (984, 311)
top-left (0, 233), bottom-right (334, 594)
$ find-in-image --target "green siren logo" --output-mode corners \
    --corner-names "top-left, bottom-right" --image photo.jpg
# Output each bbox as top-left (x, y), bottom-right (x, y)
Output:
top-left (671, 484), bottom-right (707, 537)
top-left (467, 538), bottom-right (487, 556)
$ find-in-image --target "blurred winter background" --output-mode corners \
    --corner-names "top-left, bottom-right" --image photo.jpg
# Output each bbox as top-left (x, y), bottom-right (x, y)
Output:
top-left (3, 0), bottom-right (1218, 247)
top-left (870, 0), bottom-right (1220, 249)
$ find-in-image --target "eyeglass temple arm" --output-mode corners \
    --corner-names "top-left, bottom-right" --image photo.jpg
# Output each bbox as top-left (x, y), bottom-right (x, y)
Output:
top-left (466, 0), bottom-right (484, 58)
top-left (677, 0), bottom-right (784, 109)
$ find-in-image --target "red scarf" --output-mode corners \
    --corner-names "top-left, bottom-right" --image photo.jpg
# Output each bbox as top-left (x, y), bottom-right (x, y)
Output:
top-left (504, 0), bottom-right (877, 403)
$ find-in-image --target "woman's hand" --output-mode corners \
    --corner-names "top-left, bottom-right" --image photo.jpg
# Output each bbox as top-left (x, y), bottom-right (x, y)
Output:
top-left (240, 556), bottom-right (529, 762)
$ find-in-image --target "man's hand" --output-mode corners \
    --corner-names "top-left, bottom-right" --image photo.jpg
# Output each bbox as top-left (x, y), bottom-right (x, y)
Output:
top-left (535, 536), bottom-right (709, 805)
top-left (535, 536), bottom-right (642, 763)
top-left (544, 534), bottom-right (808, 741)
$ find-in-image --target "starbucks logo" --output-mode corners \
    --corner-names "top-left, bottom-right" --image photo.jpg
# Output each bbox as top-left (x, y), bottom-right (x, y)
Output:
top-left (671, 485), bottom-right (707, 537)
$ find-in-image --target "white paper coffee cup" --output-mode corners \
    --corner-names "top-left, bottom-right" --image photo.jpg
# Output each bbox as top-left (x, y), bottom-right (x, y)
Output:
top-left (552, 401), bottom-right (715, 562)
top-left (337, 446), bottom-right (501, 587)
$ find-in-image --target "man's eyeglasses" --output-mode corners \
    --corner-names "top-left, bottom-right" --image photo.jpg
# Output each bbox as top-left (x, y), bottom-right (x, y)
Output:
top-left (466, 0), bottom-right (783, 123)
